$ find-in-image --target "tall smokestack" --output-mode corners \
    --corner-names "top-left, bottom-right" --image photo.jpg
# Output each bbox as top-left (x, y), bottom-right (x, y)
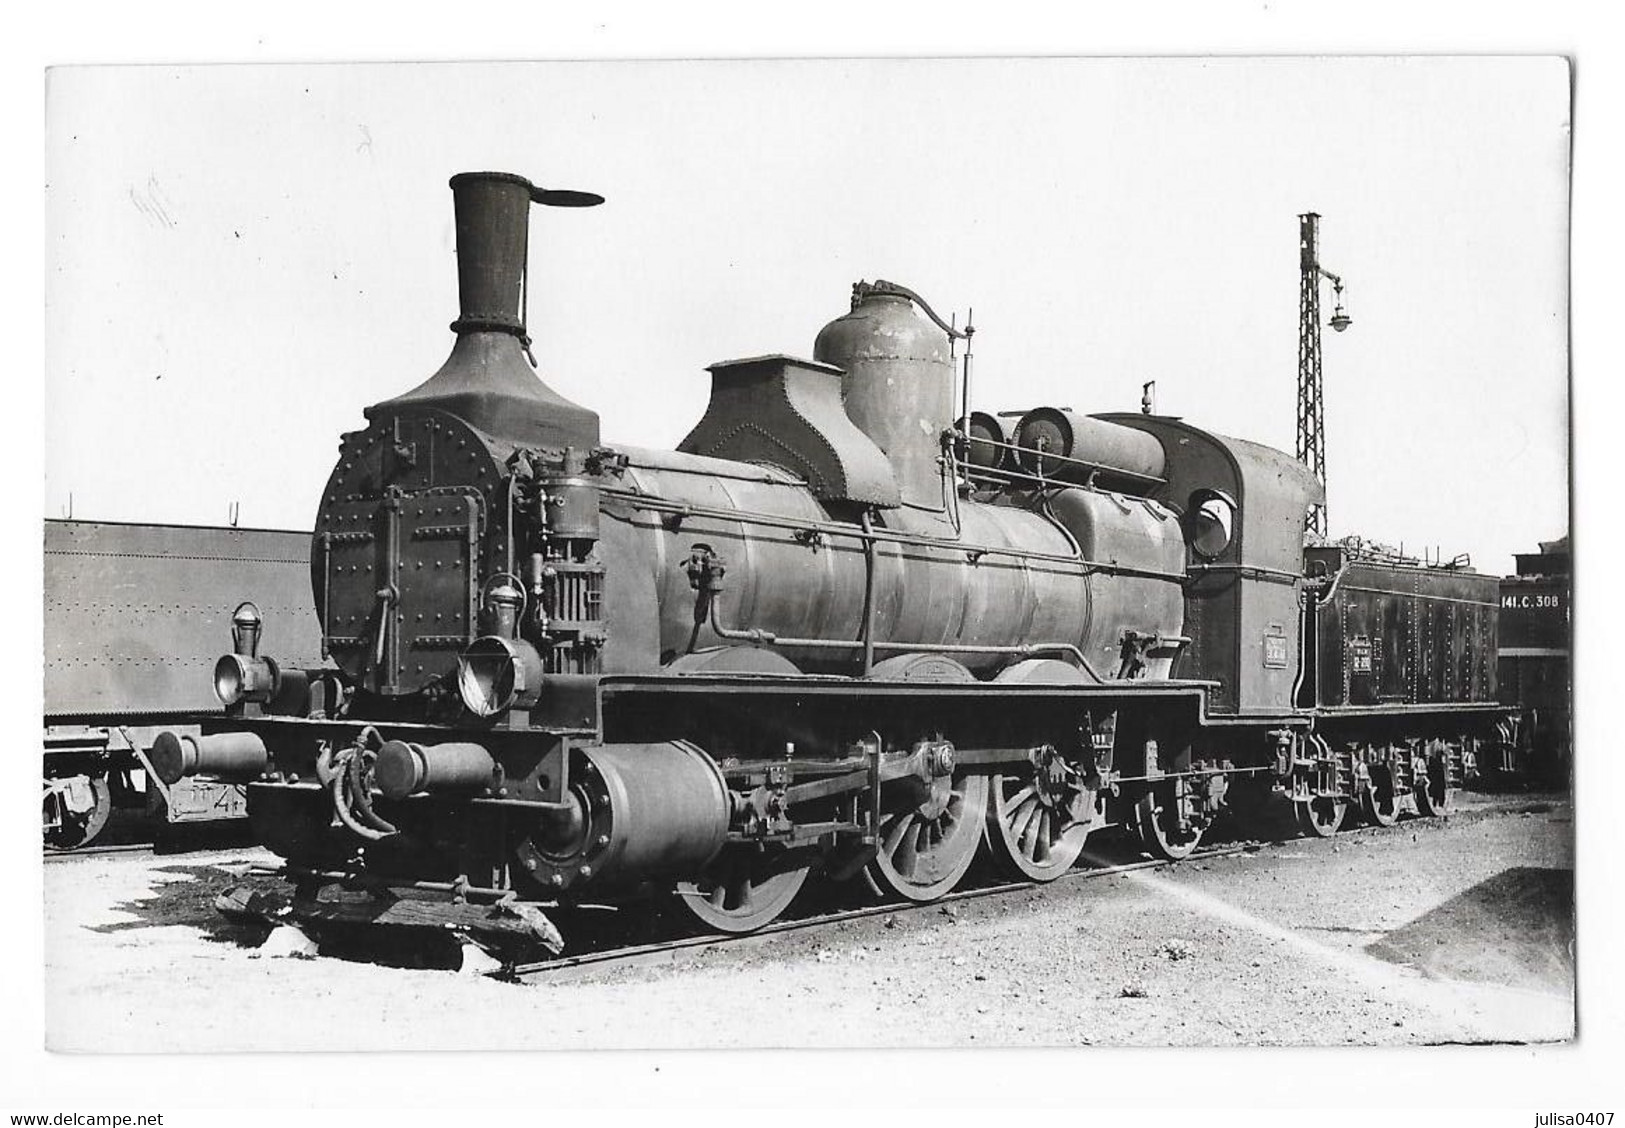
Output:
top-left (370, 171), bottom-right (604, 452)
top-left (449, 171), bottom-right (537, 337)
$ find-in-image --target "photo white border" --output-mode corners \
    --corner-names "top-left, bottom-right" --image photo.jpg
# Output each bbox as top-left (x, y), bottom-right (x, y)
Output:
top-left (4, 2), bottom-right (1613, 1117)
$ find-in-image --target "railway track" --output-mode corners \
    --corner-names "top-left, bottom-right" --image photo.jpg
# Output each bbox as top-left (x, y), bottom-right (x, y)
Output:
top-left (50, 801), bottom-right (1501, 975)
top-left (504, 800), bottom-right (1527, 981)
top-left (43, 842), bottom-right (155, 863)
top-left (502, 841), bottom-right (1256, 982)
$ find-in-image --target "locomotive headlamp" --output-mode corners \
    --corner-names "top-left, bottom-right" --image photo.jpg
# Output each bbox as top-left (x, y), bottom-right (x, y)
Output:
top-left (214, 652), bottom-right (278, 707)
top-left (457, 635), bottom-right (545, 718)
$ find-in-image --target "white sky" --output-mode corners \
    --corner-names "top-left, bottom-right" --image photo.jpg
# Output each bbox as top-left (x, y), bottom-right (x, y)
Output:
top-left (44, 58), bottom-right (1567, 574)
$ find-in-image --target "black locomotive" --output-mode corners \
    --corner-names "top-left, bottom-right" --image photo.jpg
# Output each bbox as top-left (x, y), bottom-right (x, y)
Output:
top-left (154, 171), bottom-right (1513, 955)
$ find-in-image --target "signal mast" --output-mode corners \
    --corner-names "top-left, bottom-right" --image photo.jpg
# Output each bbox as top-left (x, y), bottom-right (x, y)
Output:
top-left (1297, 212), bottom-right (1352, 537)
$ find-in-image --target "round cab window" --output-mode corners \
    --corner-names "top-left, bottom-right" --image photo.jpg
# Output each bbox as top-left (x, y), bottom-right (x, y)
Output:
top-left (1189, 493), bottom-right (1236, 560)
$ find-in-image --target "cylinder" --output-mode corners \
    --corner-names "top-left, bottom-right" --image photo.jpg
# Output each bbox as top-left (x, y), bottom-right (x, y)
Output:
top-left (521, 741), bottom-right (732, 891)
top-left (959, 411), bottom-right (1015, 470)
top-left (149, 731), bottom-right (269, 785)
top-left (541, 474), bottom-right (601, 543)
top-left (814, 288), bottom-right (956, 509)
top-left (1012, 408), bottom-right (1166, 489)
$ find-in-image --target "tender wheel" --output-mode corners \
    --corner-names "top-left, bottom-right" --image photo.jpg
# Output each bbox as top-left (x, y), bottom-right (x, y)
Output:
top-left (1414, 749), bottom-right (1452, 818)
top-left (1135, 784), bottom-right (1204, 861)
top-left (865, 773), bottom-right (988, 902)
top-left (984, 767), bottom-right (1096, 882)
top-left (1360, 766), bottom-right (1400, 828)
top-left (671, 847), bottom-right (811, 934)
top-left (43, 776), bottom-right (113, 850)
top-left (1295, 796), bottom-right (1348, 838)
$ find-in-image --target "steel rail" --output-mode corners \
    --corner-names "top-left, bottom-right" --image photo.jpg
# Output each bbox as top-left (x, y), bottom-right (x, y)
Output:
top-left (43, 842), bottom-right (155, 862)
top-left (500, 842), bottom-right (1253, 981)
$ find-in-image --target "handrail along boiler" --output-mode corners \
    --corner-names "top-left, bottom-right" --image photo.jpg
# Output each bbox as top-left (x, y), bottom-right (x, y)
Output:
top-left (155, 171), bottom-right (1511, 953)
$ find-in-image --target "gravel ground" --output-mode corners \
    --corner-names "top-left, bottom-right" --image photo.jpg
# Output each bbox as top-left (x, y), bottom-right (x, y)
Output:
top-left (42, 790), bottom-right (1574, 1051)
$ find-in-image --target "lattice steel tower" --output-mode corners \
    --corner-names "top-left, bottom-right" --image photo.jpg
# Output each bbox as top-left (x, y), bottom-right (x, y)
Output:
top-left (1297, 212), bottom-right (1350, 537)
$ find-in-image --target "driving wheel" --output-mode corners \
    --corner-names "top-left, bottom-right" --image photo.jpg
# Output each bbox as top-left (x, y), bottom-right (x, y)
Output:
top-left (864, 772), bottom-right (988, 902)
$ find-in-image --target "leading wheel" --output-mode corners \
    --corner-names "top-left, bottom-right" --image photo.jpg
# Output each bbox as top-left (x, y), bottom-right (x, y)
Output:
top-left (1360, 766), bottom-right (1400, 828)
top-left (1135, 785), bottom-right (1204, 861)
top-left (671, 847), bottom-right (811, 935)
top-left (984, 770), bottom-right (1095, 882)
top-left (1295, 796), bottom-right (1348, 838)
top-left (865, 773), bottom-right (988, 902)
top-left (43, 776), bottom-right (112, 850)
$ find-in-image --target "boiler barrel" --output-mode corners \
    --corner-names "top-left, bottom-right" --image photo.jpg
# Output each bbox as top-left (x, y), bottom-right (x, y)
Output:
top-left (597, 445), bottom-right (1186, 683)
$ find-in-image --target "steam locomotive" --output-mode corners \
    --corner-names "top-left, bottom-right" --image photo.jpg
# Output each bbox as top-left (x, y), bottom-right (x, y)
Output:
top-left (154, 171), bottom-right (1511, 956)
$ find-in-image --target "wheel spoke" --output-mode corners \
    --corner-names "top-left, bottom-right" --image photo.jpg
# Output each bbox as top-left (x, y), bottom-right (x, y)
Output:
top-left (1011, 793), bottom-right (1039, 821)
top-left (882, 812), bottom-right (916, 859)
top-left (1002, 783), bottom-right (1037, 815)
top-left (893, 825), bottom-right (919, 877)
top-left (1033, 810), bottom-right (1052, 862)
top-left (1016, 802), bottom-right (1044, 855)
top-left (673, 850), bottom-right (811, 935)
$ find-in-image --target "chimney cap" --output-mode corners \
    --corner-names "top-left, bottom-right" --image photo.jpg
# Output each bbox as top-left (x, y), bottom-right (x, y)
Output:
top-left (448, 170), bottom-right (604, 208)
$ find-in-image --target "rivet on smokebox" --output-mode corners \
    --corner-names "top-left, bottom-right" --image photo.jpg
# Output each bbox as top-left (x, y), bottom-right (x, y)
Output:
top-left (596, 834), bottom-right (610, 847)
top-left (578, 865), bottom-right (592, 878)
top-left (549, 873), bottom-right (564, 887)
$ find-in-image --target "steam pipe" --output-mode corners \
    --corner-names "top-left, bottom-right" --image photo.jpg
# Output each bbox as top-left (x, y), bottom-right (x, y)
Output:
top-left (859, 510), bottom-right (878, 676)
top-left (707, 599), bottom-right (1109, 684)
top-left (601, 488), bottom-right (1189, 583)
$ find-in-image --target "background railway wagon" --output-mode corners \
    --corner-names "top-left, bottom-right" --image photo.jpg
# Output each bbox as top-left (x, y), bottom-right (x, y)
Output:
top-left (1498, 536), bottom-right (1571, 783)
top-left (1304, 544), bottom-right (1499, 712)
top-left (43, 518), bottom-right (322, 847)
